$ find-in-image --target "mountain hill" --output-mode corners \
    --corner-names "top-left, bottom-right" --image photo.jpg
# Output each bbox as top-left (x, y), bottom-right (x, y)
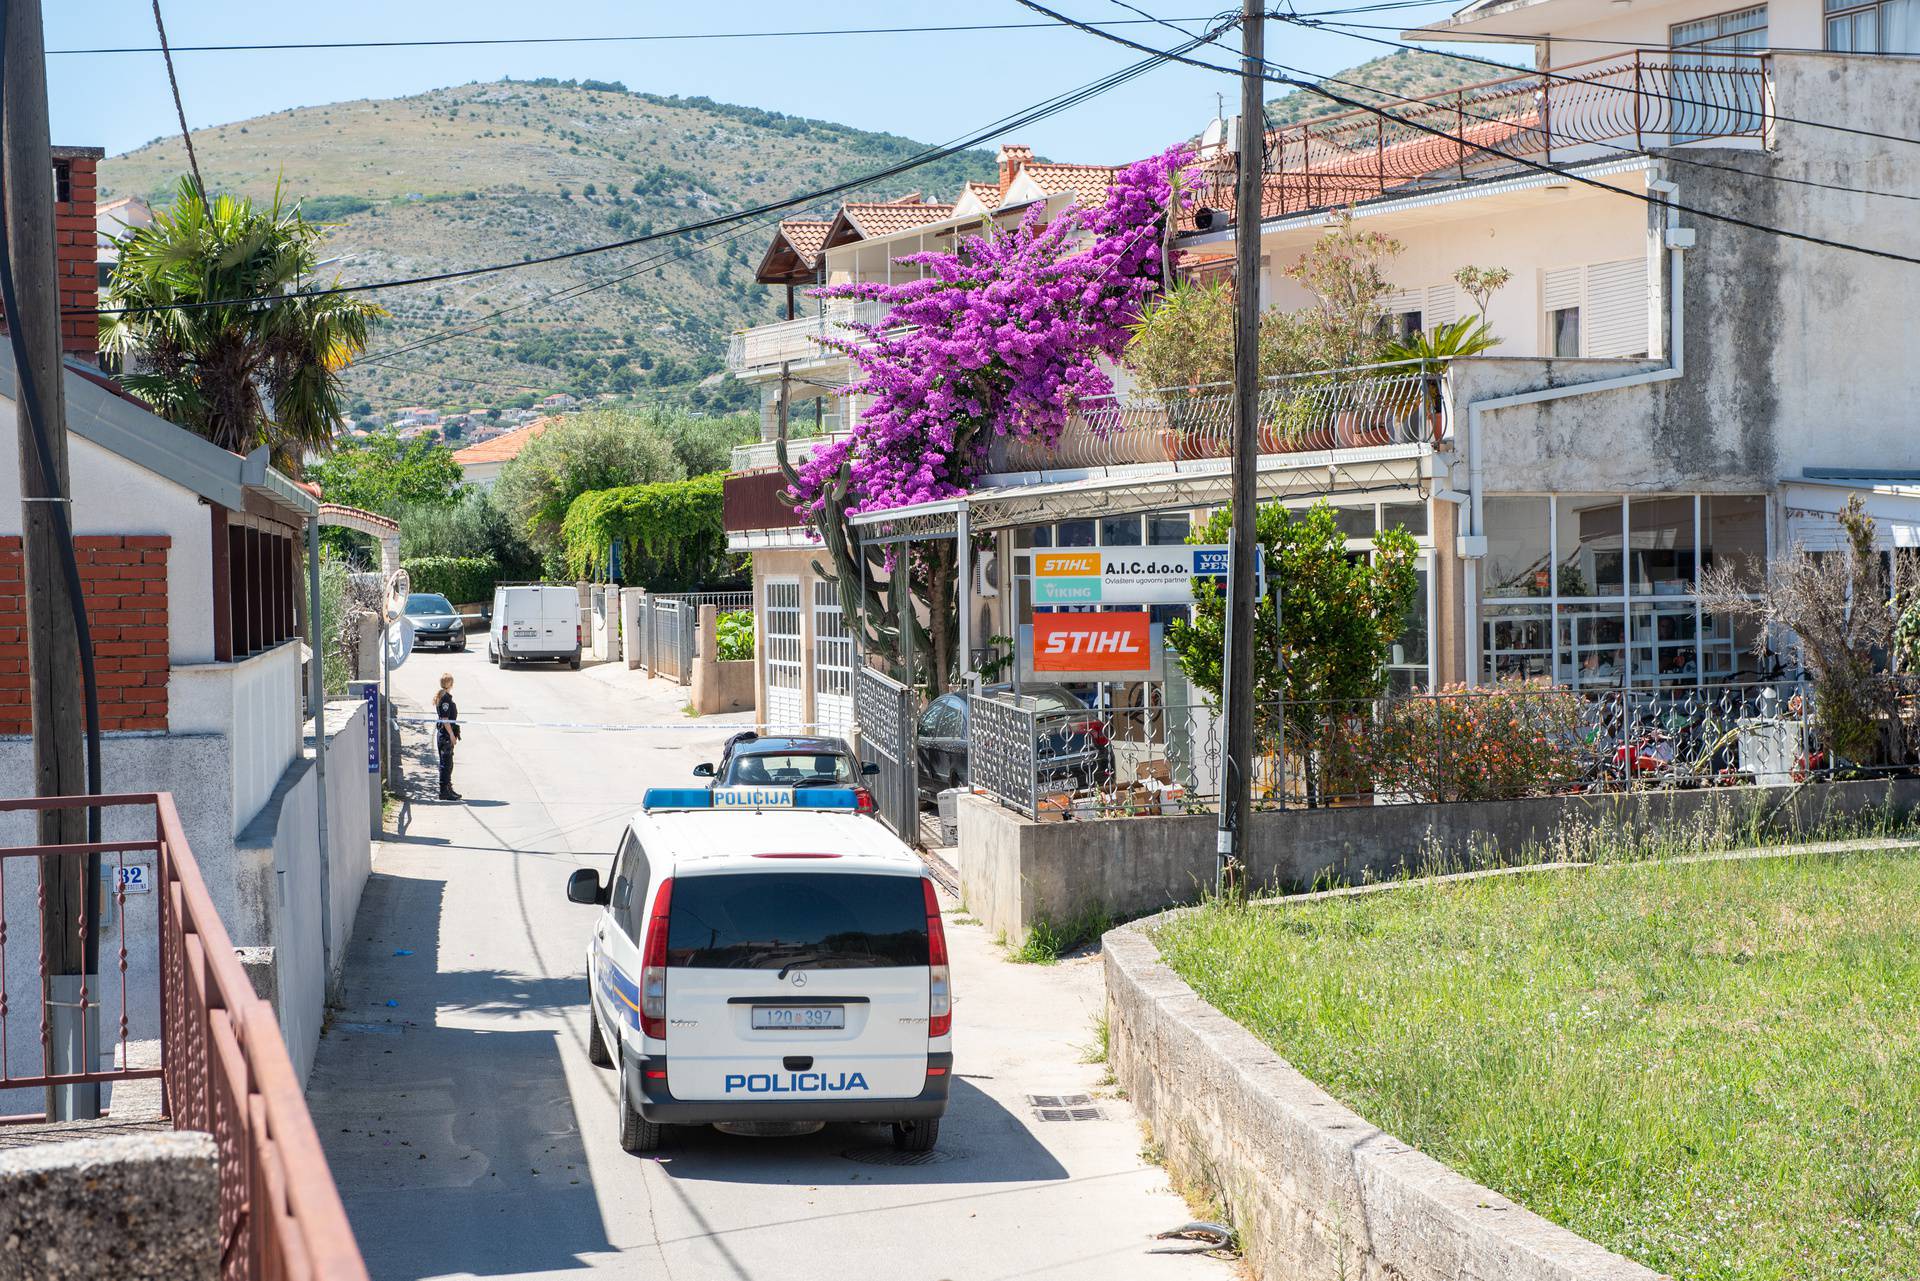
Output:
top-left (1264, 49), bottom-right (1524, 128)
top-left (101, 79), bottom-right (1000, 420)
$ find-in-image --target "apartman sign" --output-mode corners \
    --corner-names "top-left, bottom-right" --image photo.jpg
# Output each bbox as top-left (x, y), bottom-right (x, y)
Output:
top-left (1018, 613), bottom-right (1165, 683)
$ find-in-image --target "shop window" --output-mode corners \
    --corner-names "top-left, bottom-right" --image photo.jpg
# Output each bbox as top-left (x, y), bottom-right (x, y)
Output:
top-left (1555, 495), bottom-right (1625, 597)
top-left (1387, 568), bottom-right (1429, 692)
top-left (1100, 515), bottom-right (1142, 546)
top-left (1331, 505), bottom-right (1376, 541)
top-left (1483, 498), bottom-right (1550, 597)
top-left (1381, 501), bottom-right (1427, 537)
top-left (1703, 494), bottom-right (1767, 588)
top-left (1629, 496), bottom-right (1698, 596)
top-left (1055, 520), bottom-right (1096, 548)
top-left (1147, 514), bottom-right (1191, 545)
top-left (1559, 604), bottom-right (1628, 687)
top-left (1482, 603), bottom-right (1552, 680)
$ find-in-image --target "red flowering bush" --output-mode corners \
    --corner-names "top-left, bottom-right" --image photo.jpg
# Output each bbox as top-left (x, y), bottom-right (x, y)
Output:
top-left (1369, 678), bottom-right (1587, 802)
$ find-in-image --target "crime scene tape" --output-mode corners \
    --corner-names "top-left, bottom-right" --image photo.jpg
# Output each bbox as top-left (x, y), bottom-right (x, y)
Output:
top-left (396, 715), bottom-right (831, 732)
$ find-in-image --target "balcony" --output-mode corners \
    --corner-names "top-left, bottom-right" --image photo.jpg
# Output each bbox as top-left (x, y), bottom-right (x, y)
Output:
top-left (1194, 50), bottom-right (1769, 222)
top-left (989, 360), bottom-right (1447, 474)
top-left (725, 299), bottom-right (891, 377)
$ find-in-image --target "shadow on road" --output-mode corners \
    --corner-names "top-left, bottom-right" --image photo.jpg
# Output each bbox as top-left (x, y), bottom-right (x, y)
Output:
top-left (313, 871), bottom-right (615, 1280)
top-left (635, 1078), bottom-right (1067, 1189)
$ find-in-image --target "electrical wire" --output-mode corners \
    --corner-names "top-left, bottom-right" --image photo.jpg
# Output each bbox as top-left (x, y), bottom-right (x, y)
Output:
top-left (80, 18), bottom-right (1232, 320)
top-left (1277, 12), bottom-right (1920, 150)
top-left (148, 0), bottom-right (203, 195)
top-left (47, 15), bottom-right (1226, 55)
top-left (0, 0), bottom-right (105, 859)
top-left (1014, 0), bottom-right (1920, 267)
top-left (1257, 21), bottom-right (1920, 204)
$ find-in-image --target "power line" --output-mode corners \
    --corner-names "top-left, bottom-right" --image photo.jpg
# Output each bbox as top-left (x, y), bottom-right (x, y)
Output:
top-left (79, 18), bottom-right (1229, 320)
top-left (148, 0), bottom-right (203, 195)
top-left (47, 15), bottom-right (1226, 55)
top-left (1014, 0), bottom-right (1920, 267)
top-left (1278, 14), bottom-right (1920, 149)
top-left (1259, 21), bottom-right (1920, 204)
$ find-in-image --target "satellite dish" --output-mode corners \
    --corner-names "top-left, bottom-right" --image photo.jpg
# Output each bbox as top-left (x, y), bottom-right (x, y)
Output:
top-left (1200, 117), bottom-right (1228, 153)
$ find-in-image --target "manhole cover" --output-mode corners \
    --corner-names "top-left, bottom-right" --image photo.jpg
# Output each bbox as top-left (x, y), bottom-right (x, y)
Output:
top-left (1028, 1093), bottom-right (1102, 1121)
top-left (841, 1146), bottom-right (958, 1166)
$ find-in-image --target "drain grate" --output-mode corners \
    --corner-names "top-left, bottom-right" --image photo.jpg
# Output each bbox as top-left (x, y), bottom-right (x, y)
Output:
top-left (1028, 1093), bottom-right (1103, 1122)
top-left (841, 1146), bottom-right (956, 1166)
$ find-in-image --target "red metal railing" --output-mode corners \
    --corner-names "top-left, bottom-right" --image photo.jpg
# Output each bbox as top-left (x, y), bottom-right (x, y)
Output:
top-left (0, 793), bottom-right (367, 1281)
top-left (1195, 50), bottom-right (1770, 222)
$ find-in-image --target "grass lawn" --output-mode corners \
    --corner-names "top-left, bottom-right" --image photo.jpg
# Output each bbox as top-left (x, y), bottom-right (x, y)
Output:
top-left (1153, 849), bottom-right (1920, 1281)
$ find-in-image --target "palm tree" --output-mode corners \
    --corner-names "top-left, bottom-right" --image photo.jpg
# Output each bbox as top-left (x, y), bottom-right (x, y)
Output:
top-left (99, 176), bottom-right (383, 470)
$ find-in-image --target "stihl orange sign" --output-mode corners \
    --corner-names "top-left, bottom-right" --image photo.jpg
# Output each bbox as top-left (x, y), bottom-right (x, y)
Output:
top-left (1032, 613), bottom-right (1152, 673)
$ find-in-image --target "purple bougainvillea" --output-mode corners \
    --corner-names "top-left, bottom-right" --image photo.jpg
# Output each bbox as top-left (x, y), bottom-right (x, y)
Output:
top-left (790, 147), bottom-right (1192, 520)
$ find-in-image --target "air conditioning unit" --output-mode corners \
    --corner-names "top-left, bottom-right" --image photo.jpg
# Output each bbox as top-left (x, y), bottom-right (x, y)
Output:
top-left (974, 551), bottom-right (1001, 599)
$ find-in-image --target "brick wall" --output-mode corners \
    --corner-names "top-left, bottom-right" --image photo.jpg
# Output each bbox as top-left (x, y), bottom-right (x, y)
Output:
top-left (0, 534), bottom-right (170, 734)
top-left (56, 153), bottom-right (99, 357)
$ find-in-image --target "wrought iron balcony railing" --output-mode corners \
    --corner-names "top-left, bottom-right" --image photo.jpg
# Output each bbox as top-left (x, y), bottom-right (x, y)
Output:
top-left (990, 359), bottom-right (1447, 474)
top-left (1193, 50), bottom-right (1769, 222)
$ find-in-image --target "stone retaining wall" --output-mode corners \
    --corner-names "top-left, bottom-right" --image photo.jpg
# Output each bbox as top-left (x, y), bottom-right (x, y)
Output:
top-left (1105, 918), bottom-right (1667, 1281)
top-left (963, 776), bottom-right (1920, 944)
top-left (0, 1131), bottom-right (218, 1280)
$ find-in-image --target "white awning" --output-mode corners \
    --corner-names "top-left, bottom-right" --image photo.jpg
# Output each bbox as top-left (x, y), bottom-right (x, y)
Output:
top-left (1782, 478), bottom-right (1920, 550)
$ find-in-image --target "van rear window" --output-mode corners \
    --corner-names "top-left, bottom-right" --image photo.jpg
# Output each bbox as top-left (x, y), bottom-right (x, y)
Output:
top-left (666, 872), bottom-right (928, 970)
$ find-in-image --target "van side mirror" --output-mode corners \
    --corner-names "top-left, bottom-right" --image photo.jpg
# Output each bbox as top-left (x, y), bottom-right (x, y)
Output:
top-left (862, 761), bottom-right (880, 776)
top-left (567, 868), bottom-right (608, 906)
top-left (691, 762), bottom-right (715, 778)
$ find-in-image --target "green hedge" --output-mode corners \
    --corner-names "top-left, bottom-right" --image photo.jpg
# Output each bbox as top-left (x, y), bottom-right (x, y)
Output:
top-left (561, 471), bottom-right (736, 590)
top-left (402, 555), bottom-right (498, 604)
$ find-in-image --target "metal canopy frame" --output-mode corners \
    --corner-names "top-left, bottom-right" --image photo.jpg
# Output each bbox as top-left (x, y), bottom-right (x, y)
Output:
top-left (847, 444), bottom-right (1438, 537)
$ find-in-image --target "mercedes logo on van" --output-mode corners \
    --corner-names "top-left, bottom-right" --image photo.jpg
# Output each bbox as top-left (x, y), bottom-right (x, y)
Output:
top-left (789, 971), bottom-right (808, 988)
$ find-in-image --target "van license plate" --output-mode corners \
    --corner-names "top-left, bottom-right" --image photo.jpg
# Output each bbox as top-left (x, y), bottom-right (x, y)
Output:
top-left (752, 1005), bottom-right (844, 1030)
top-left (513, 627), bottom-right (537, 637)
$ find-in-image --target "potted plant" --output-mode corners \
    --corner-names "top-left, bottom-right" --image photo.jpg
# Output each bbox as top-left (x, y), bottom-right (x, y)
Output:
top-left (1380, 316), bottom-right (1500, 442)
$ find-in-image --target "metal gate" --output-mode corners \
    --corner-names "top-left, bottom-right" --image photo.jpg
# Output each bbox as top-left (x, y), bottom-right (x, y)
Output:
top-left (648, 596), bottom-right (691, 683)
top-left (856, 665), bottom-right (918, 842)
top-left (764, 579), bottom-right (805, 732)
top-left (812, 581), bottom-right (854, 736)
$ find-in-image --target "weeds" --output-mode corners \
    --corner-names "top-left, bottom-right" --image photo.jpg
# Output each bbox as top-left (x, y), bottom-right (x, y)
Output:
top-left (1007, 904), bottom-right (1115, 964)
top-left (1080, 1013), bottom-right (1110, 1066)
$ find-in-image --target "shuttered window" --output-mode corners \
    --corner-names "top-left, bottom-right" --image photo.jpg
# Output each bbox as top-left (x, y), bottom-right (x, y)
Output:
top-left (1540, 261), bottom-right (1649, 358)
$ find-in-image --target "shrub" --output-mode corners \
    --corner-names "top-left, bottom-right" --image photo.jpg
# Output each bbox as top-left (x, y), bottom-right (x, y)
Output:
top-left (403, 555), bottom-right (498, 604)
top-left (1367, 678), bottom-right (1586, 802)
top-left (715, 609), bottom-right (754, 661)
top-left (560, 472), bottom-right (736, 590)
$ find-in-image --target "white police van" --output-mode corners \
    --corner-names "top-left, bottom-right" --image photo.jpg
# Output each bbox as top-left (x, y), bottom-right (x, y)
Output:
top-left (567, 785), bottom-right (952, 1153)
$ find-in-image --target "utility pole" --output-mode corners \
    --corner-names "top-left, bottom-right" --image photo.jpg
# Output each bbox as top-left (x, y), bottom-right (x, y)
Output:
top-left (5, 0), bottom-right (100, 1119)
top-left (1217, 0), bottom-right (1264, 896)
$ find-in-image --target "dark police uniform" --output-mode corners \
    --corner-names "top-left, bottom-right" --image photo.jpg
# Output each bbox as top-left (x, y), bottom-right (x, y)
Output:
top-left (436, 688), bottom-right (461, 799)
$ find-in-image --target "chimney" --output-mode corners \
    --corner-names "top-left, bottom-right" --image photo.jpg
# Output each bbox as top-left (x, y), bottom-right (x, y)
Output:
top-left (53, 145), bottom-right (104, 363)
top-left (996, 144), bottom-right (1033, 197)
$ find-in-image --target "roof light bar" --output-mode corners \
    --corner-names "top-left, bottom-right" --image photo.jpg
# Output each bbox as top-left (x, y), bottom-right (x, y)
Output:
top-left (641, 786), bottom-right (865, 812)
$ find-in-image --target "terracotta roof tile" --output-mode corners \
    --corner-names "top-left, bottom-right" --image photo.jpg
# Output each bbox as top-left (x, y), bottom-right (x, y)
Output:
top-left (776, 219), bottom-right (831, 270)
top-left (841, 202), bottom-right (956, 238)
top-left (451, 417), bottom-right (553, 466)
top-left (965, 181), bottom-right (1002, 207)
top-left (1018, 163), bottom-right (1119, 207)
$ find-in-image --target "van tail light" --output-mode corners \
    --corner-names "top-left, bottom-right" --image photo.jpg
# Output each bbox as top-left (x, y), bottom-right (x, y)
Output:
top-left (577, 622), bottom-right (583, 648)
top-left (854, 786), bottom-right (875, 813)
top-left (639, 877), bottom-right (673, 1040)
top-left (923, 878), bottom-right (951, 1039)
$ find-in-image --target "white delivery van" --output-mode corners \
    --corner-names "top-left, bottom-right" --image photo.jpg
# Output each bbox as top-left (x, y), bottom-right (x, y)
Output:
top-left (567, 786), bottom-right (952, 1153)
top-left (487, 584), bottom-right (582, 669)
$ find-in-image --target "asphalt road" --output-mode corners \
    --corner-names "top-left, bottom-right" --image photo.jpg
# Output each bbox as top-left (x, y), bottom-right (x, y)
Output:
top-left (307, 645), bottom-right (1232, 1281)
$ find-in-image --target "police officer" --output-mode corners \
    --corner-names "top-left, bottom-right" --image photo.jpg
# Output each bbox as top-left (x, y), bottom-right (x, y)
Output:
top-left (436, 673), bottom-right (462, 801)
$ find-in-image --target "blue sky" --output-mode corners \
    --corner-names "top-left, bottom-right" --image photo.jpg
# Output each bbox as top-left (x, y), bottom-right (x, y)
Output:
top-left (48, 1), bottom-right (1508, 164)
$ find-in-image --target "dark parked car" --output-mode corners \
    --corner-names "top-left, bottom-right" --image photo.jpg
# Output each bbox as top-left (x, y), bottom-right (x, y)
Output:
top-left (914, 684), bottom-right (1111, 804)
top-left (693, 733), bottom-right (880, 814)
top-left (404, 593), bottom-right (466, 652)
